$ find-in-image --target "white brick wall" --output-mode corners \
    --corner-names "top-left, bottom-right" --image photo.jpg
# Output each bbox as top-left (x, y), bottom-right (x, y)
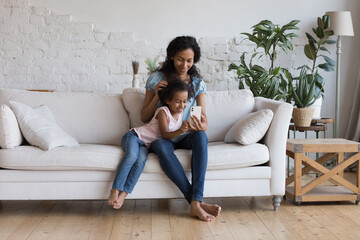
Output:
top-left (0, 0), bottom-right (306, 92)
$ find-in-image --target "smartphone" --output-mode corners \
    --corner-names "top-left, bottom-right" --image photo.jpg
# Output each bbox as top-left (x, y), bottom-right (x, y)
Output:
top-left (190, 106), bottom-right (201, 126)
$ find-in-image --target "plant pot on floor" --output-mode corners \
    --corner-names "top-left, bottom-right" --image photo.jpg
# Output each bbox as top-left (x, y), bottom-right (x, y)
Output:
top-left (292, 108), bottom-right (315, 127)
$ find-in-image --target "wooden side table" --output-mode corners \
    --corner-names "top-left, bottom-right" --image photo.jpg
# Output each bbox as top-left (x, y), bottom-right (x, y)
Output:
top-left (285, 138), bottom-right (360, 205)
top-left (287, 118), bottom-right (334, 177)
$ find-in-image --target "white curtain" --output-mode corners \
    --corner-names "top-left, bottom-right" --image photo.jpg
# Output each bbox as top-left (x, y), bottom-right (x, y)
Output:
top-left (345, 70), bottom-right (360, 142)
top-left (345, 70), bottom-right (360, 171)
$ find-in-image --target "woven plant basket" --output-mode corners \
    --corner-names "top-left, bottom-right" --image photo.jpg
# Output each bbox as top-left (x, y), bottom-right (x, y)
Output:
top-left (292, 108), bottom-right (315, 127)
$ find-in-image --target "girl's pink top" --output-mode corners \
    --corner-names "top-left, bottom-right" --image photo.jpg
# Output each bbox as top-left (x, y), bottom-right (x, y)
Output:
top-left (134, 106), bottom-right (183, 148)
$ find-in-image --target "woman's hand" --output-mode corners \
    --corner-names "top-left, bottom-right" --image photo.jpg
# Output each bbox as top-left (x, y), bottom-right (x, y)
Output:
top-left (189, 114), bottom-right (208, 131)
top-left (155, 81), bottom-right (168, 97)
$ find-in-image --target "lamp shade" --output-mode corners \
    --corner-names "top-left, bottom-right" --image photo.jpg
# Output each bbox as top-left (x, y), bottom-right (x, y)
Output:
top-left (325, 11), bottom-right (354, 36)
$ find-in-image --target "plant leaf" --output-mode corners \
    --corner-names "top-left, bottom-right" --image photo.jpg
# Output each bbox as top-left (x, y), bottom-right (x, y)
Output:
top-left (319, 46), bottom-right (330, 54)
top-left (323, 15), bottom-right (330, 29)
top-left (317, 17), bottom-right (324, 29)
top-left (326, 39), bottom-right (337, 44)
top-left (321, 55), bottom-right (336, 66)
top-left (318, 63), bottom-right (334, 72)
top-left (306, 33), bottom-right (317, 43)
top-left (316, 26), bottom-right (325, 38)
top-left (273, 66), bottom-right (281, 75)
top-left (304, 44), bottom-right (317, 60)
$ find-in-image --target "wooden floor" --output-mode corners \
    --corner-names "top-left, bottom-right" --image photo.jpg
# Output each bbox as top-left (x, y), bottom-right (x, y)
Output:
top-left (1, 174), bottom-right (360, 240)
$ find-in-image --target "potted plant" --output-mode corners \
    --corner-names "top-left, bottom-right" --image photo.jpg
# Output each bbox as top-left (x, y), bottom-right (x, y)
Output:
top-left (287, 66), bottom-right (320, 127)
top-left (300, 14), bottom-right (336, 118)
top-left (145, 57), bottom-right (160, 74)
top-left (228, 19), bottom-right (300, 100)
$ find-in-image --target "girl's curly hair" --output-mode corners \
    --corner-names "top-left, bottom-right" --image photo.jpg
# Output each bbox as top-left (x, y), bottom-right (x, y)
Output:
top-left (158, 78), bottom-right (194, 107)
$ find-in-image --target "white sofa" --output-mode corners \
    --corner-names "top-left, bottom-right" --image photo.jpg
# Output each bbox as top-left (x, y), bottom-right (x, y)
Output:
top-left (0, 88), bottom-right (292, 210)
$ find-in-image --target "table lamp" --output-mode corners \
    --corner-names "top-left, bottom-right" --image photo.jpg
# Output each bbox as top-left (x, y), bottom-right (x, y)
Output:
top-left (325, 11), bottom-right (354, 138)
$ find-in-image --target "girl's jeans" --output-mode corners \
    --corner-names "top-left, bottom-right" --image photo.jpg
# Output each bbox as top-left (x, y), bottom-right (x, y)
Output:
top-left (150, 131), bottom-right (208, 203)
top-left (112, 130), bottom-right (148, 193)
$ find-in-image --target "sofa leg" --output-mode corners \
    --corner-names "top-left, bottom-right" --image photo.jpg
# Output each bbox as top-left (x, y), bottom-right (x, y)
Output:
top-left (272, 196), bottom-right (281, 211)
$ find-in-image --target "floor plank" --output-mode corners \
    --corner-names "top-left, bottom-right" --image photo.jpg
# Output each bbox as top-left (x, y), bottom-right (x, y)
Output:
top-left (1, 172), bottom-right (360, 240)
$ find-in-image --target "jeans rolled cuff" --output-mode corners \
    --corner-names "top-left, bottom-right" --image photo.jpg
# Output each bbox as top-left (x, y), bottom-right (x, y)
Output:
top-left (192, 194), bottom-right (203, 203)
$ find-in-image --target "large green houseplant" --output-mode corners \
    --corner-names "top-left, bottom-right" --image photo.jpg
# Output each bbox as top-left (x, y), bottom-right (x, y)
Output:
top-left (303, 15), bottom-right (336, 99)
top-left (284, 15), bottom-right (336, 124)
top-left (228, 19), bottom-right (300, 100)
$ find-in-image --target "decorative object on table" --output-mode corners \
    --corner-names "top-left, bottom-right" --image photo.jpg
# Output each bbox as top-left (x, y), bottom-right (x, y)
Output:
top-left (145, 56), bottom-right (159, 74)
top-left (325, 11), bottom-right (354, 137)
top-left (228, 19), bottom-right (300, 101)
top-left (131, 61), bottom-right (140, 88)
top-left (288, 66), bottom-right (317, 127)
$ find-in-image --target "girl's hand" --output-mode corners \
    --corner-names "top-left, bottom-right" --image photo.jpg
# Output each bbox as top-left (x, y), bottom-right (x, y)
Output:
top-left (180, 120), bottom-right (189, 133)
top-left (155, 81), bottom-right (168, 96)
top-left (189, 114), bottom-right (208, 131)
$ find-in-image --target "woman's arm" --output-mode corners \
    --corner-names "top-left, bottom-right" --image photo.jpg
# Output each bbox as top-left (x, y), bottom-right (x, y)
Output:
top-left (156, 110), bottom-right (189, 140)
top-left (189, 93), bottom-right (208, 131)
top-left (140, 81), bottom-right (168, 122)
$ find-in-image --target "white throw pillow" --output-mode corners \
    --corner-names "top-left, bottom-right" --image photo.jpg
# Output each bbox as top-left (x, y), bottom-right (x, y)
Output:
top-left (0, 104), bottom-right (23, 148)
top-left (0, 104), bottom-right (60, 149)
top-left (225, 109), bottom-right (274, 145)
top-left (9, 101), bottom-right (79, 150)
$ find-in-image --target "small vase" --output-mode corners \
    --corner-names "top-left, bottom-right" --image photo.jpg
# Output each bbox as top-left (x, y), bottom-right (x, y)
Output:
top-left (292, 108), bottom-right (315, 127)
top-left (132, 74), bottom-right (140, 88)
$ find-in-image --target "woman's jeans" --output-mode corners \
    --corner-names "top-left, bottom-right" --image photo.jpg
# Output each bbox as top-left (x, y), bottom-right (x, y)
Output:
top-left (112, 130), bottom-right (148, 193)
top-left (150, 131), bottom-right (208, 203)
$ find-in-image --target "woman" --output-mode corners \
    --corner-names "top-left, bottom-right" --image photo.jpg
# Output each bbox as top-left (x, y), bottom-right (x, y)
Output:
top-left (141, 36), bottom-right (221, 222)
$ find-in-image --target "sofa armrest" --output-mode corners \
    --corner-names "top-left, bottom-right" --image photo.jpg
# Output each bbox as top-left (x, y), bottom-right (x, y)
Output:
top-left (254, 97), bottom-right (293, 196)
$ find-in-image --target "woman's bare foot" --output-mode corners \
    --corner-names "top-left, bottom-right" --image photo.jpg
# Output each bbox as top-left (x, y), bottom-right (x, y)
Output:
top-left (108, 188), bottom-right (119, 207)
top-left (190, 201), bottom-right (215, 222)
top-left (200, 202), bottom-right (221, 217)
top-left (113, 191), bottom-right (128, 209)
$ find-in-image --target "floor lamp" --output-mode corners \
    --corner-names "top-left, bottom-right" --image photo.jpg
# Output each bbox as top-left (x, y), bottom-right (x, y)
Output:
top-left (325, 11), bottom-right (354, 138)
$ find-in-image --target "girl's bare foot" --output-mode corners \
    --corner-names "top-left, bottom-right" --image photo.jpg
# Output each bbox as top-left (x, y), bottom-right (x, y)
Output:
top-left (190, 201), bottom-right (215, 222)
top-left (113, 191), bottom-right (128, 209)
top-left (200, 202), bottom-right (221, 217)
top-left (108, 188), bottom-right (119, 207)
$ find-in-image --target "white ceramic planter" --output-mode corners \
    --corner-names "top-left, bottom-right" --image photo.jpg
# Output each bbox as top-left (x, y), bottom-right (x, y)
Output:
top-left (310, 97), bottom-right (322, 119)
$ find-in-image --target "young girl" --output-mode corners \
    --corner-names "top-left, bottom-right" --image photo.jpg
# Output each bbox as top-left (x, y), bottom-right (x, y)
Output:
top-left (108, 79), bottom-right (193, 209)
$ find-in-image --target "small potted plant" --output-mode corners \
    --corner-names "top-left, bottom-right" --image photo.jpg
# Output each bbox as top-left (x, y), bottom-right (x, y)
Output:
top-left (288, 66), bottom-right (320, 127)
top-left (145, 57), bottom-right (160, 74)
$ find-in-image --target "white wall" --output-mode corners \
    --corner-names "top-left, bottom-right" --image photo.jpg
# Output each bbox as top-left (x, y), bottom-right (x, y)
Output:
top-left (29, 0), bottom-right (356, 47)
top-left (1, 0), bottom-right (360, 138)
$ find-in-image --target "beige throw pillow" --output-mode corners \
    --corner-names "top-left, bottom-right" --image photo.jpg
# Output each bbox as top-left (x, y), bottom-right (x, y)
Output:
top-left (225, 109), bottom-right (273, 145)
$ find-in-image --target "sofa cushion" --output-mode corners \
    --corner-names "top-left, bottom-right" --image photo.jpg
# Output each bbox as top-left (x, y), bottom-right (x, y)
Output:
top-left (206, 90), bottom-right (254, 142)
top-left (0, 88), bottom-right (129, 146)
top-left (225, 109), bottom-right (274, 145)
top-left (122, 88), bottom-right (146, 128)
top-left (9, 101), bottom-right (80, 151)
top-left (0, 142), bottom-right (269, 171)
